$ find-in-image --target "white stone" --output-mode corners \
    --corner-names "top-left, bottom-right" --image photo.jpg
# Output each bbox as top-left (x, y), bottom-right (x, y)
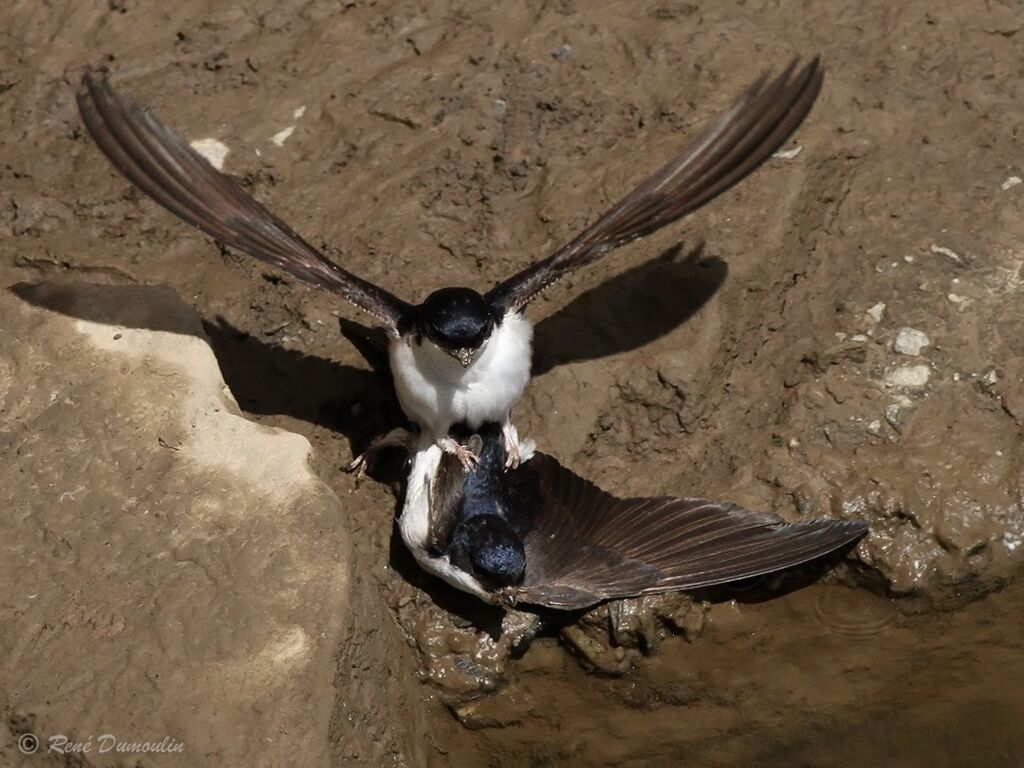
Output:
top-left (893, 327), bottom-right (930, 356)
top-left (189, 137), bottom-right (230, 170)
top-left (271, 125), bottom-right (296, 146)
top-left (930, 244), bottom-right (962, 263)
top-left (773, 145), bottom-right (803, 160)
top-left (866, 302), bottom-right (886, 324)
top-left (885, 364), bottom-right (931, 388)
top-left (1001, 175), bottom-right (1022, 191)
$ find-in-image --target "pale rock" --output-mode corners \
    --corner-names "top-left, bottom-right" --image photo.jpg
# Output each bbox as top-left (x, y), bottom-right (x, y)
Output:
top-left (885, 364), bottom-right (931, 388)
top-left (893, 327), bottom-right (930, 356)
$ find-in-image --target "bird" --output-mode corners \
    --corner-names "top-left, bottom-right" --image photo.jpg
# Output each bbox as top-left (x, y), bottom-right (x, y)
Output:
top-left (399, 425), bottom-right (868, 610)
top-left (75, 57), bottom-right (824, 467)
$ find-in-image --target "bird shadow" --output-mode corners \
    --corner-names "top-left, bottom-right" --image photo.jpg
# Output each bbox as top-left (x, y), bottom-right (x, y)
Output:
top-left (201, 316), bottom-right (405, 453)
top-left (531, 242), bottom-right (726, 376)
top-left (7, 279), bottom-right (407, 466)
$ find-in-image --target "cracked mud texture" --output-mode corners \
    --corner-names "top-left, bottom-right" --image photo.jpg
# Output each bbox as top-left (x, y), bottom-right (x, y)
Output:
top-left (3, 0), bottom-right (1024, 765)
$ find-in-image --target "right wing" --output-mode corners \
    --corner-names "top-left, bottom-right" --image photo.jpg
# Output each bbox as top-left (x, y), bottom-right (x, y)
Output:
top-left (77, 70), bottom-right (412, 330)
top-left (487, 56), bottom-right (824, 316)
top-left (512, 452), bottom-right (867, 610)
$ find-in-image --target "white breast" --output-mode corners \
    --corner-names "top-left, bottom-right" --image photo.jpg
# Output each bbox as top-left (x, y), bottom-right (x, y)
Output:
top-left (388, 311), bottom-right (533, 440)
top-left (399, 443), bottom-right (495, 602)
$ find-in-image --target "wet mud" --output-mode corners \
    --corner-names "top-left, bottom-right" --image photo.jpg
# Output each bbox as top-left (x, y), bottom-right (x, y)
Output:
top-left (3, 0), bottom-right (1024, 764)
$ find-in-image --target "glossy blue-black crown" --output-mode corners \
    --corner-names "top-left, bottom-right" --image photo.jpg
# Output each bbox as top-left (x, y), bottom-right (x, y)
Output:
top-left (418, 287), bottom-right (496, 348)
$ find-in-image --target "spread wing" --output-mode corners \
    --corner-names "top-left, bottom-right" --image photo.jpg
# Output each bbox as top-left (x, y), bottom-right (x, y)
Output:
top-left (511, 452), bottom-right (867, 610)
top-left (486, 56), bottom-right (824, 315)
top-left (76, 71), bottom-right (412, 330)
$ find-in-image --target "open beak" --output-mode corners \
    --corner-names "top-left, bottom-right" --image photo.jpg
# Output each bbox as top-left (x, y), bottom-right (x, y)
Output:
top-left (452, 347), bottom-right (476, 368)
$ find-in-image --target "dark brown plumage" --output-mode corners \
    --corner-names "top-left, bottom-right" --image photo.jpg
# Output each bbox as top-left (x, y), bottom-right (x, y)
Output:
top-left (486, 57), bottom-right (824, 314)
top-left (76, 72), bottom-right (411, 327)
top-left (507, 451), bottom-right (865, 609)
top-left (419, 429), bottom-right (867, 610)
top-left (76, 57), bottom-right (823, 326)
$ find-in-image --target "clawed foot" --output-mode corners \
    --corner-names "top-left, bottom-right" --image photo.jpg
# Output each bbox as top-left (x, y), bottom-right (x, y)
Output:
top-left (440, 436), bottom-right (479, 470)
top-left (502, 424), bottom-right (535, 469)
top-left (346, 453), bottom-right (370, 481)
top-left (495, 587), bottom-right (519, 608)
top-left (345, 427), bottom-right (413, 481)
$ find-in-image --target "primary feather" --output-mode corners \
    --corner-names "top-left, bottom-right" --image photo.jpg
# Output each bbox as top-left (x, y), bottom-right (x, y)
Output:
top-left (76, 71), bottom-right (410, 328)
top-left (487, 57), bottom-right (824, 314)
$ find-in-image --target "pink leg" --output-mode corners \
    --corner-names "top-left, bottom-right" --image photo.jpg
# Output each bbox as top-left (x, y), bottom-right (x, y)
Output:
top-left (440, 436), bottom-right (479, 469)
top-left (502, 423), bottom-right (524, 469)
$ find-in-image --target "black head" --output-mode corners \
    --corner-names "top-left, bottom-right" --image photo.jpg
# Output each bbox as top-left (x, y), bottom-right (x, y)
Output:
top-left (448, 514), bottom-right (526, 589)
top-left (417, 287), bottom-right (497, 367)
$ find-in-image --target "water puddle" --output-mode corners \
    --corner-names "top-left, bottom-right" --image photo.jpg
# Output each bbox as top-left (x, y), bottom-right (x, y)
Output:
top-left (436, 579), bottom-right (1024, 767)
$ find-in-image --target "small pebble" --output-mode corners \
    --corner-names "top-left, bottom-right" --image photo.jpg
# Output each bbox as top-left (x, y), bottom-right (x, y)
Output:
top-left (866, 302), bottom-right (886, 324)
top-left (552, 43), bottom-right (573, 61)
top-left (190, 138), bottom-right (230, 170)
top-left (982, 370), bottom-right (998, 387)
top-left (884, 404), bottom-right (905, 432)
top-left (866, 419), bottom-right (883, 436)
top-left (271, 125), bottom-right (296, 146)
top-left (885, 364), bottom-right (931, 388)
top-left (1001, 175), bottom-right (1022, 191)
top-left (893, 327), bottom-right (930, 356)
top-left (773, 145), bottom-right (803, 160)
top-left (930, 244), bottom-right (962, 263)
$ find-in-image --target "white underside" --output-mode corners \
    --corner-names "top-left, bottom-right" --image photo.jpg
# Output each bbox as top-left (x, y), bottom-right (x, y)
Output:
top-left (389, 311), bottom-right (533, 440)
top-left (400, 440), bottom-right (495, 602)
top-left (398, 434), bottom-right (537, 604)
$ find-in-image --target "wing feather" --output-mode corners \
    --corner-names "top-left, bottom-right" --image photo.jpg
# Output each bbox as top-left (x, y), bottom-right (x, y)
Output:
top-left (487, 56), bottom-right (824, 315)
top-left (513, 452), bottom-right (867, 610)
top-left (76, 71), bottom-right (411, 329)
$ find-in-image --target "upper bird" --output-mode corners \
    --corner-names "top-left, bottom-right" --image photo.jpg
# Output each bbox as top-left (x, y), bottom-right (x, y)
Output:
top-left (400, 425), bottom-right (867, 609)
top-left (76, 57), bottom-right (823, 465)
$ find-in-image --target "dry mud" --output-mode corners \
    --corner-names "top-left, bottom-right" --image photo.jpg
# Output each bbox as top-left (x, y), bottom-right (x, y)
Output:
top-left (3, 0), bottom-right (1024, 765)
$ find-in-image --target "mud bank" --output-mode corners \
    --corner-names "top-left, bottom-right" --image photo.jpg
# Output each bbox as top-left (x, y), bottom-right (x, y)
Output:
top-left (0, 282), bottom-right (425, 765)
top-left (3, 0), bottom-right (1024, 765)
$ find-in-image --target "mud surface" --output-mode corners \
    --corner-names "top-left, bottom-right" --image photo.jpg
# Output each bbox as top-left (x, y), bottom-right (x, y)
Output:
top-left (3, 0), bottom-right (1024, 765)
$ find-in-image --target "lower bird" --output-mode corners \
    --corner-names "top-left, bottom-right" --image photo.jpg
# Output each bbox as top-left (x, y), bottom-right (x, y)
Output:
top-left (400, 425), bottom-right (868, 609)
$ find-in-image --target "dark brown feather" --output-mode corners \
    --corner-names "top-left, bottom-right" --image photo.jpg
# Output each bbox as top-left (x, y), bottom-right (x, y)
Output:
top-left (487, 56), bottom-right (824, 315)
top-left (509, 452), bottom-right (867, 610)
top-left (76, 71), bottom-right (411, 329)
top-left (427, 447), bottom-right (472, 554)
